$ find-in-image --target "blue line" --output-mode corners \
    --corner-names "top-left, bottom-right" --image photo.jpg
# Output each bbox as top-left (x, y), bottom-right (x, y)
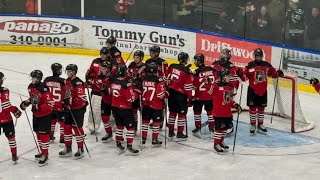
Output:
top-left (0, 14), bottom-right (319, 55)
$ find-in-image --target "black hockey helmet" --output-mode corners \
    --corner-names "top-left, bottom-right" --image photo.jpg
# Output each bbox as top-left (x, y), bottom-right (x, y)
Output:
top-left (218, 68), bottom-right (231, 80)
top-left (178, 52), bottom-right (189, 64)
top-left (30, 70), bottom-right (43, 81)
top-left (117, 64), bottom-right (127, 76)
top-left (146, 62), bottom-right (158, 74)
top-left (66, 64), bottom-right (78, 73)
top-left (254, 48), bottom-right (264, 57)
top-left (51, 63), bottom-right (63, 75)
top-left (106, 36), bottom-right (117, 44)
top-left (220, 48), bottom-right (232, 61)
top-left (194, 53), bottom-right (205, 64)
top-left (100, 47), bottom-right (110, 55)
top-left (101, 61), bottom-right (112, 70)
top-left (149, 46), bottom-right (161, 53)
top-left (134, 50), bottom-right (144, 59)
top-left (0, 72), bottom-right (4, 79)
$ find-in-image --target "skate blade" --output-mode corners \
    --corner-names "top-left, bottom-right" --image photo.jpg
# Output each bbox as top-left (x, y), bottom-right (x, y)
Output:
top-left (222, 148), bottom-right (229, 152)
top-left (173, 138), bottom-right (188, 142)
top-left (192, 133), bottom-right (202, 139)
top-left (257, 130), bottom-right (267, 135)
top-left (152, 144), bottom-right (162, 148)
top-left (74, 155), bottom-right (84, 160)
top-left (38, 162), bottom-right (48, 167)
top-left (102, 139), bottom-right (113, 143)
top-left (118, 149), bottom-right (125, 155)
top-left (12, 161), bottom-right (18, 165)
top-left (125, 152), bottom-right (139, 156)
top-left (59, 154), bottom-right (72, 158)
top-left (215, 151), bottom-right (224, 155)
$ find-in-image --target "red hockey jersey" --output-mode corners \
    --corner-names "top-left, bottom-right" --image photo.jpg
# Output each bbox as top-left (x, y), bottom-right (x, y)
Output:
top-left (212, 82), bottom-right (236, 117)
top-left (43, 76), bottom-right (65, 112)
top-left (98, 74), bottom-right (112, 105)
top-left (0, 87), bottom-right (19, 124)
top-left (193, 65), bottom-right (217, 101)
top-left (65, 77), bottom-right (88, 110)
top-left (142, 75), bottom-right (168, 110)
top-left (111, 78), bottom-right (137, 109)
top-left (127, 61), bottom-right (146, 80)
top-left (168, 63), bottom-right (193, 99)
top-left (86, 58), bottom-right (105, 92)
top-left (314, 84), bottom-right (320, 94)
top-left (28, 83), bottom-right (54, 117)
top-left (242, 61), bottom-right (278, 96)
top-left (145, 58), bottom-right (168, 79)
top-left (212, 60), bottom-right (240, 90)
top-left (110, 46), bottom-right (125, 67)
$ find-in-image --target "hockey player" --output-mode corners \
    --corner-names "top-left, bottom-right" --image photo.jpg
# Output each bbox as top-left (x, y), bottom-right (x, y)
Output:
top-left (310, 78), bottom-right (320, 93)
top-left (211, 69), bottom-right (242, 153)
top-left (141, 62), bottom-right (168, 147)
top-left (167, 52), bottom-right (193, 140)
top-left (111, 64), bottom-right (139, 155)
top-left (127, 50), bottom-right (145, 134)
top-left (43, 63), bottom-right (65, 143)
top-left (59, 64), bottom-right (88, 159)
top-left (239, 48), bottom-right (284, 134)
top-left (0, 72), bottom-right (22, 164)
top-left (192, 54), bottom-right (217, 137)
top-left (106, 36), bottom-right (125, 65)
top-left (20, 70), bottom-right (54, 166)
top-left (98, 61), bottom-right (114, 142)
top-left (85, 47), bottom-right (110, 134)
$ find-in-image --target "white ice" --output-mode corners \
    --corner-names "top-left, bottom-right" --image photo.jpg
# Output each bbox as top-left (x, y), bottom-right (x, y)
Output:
top-left (1, 52), bottom-right (320, 180)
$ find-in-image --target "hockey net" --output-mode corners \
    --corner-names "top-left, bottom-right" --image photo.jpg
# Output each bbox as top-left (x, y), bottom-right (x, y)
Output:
top-left (233, 70), bottom-right (315, 133)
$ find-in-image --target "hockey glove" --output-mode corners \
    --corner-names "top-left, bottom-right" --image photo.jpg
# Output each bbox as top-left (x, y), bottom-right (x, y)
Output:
top-left (31, 104), bottom-right (39, 113)
top-left (233, 103), bottom-right (242, 113)
top-left (13, 108), bottom-right (22, 118)
top-left (310, 78), bottom-right (319, 86)
top-left (20, 100), bottom-right (30, 110)
top-left (277, 70), bottom-right (284, 77)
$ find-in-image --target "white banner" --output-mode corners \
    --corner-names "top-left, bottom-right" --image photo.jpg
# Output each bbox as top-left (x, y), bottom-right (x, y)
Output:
top-left (82, 20), bottom-right (196, 59)
top-left (0, 16), bottom-right (82, 48)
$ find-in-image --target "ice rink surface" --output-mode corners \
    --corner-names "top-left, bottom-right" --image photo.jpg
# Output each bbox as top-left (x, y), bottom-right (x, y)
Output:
top-left (1, 52), bottom-right (320, 180)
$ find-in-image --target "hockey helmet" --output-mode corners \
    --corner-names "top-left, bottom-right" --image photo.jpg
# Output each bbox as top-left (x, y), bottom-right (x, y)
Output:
top-left (100, 47), bottom-right (111, 55)
top-left (149, 46), bottom-right (161, 53)
top-left (220, 48), bottom-right (232, 61)
top-left (30, 70), bottom-right (43, 81)
top-left (218, 68), bottom-right (231, 81)
top-left (51, 63), bottom-right (63, 75)
top-left (178, 52), bottom-right (189, 64)
top-left (194, 53), bottom-right (205, 64)
top-left (117, 64), bottom-right (127, 76)
top-left (254, 48), bottom-right (264, 57)
top-left (0, 72), bottom-right (4, 86)
top-left (101, 61), bottom-right (112, 70)
top-left (146, 62), bottom-right (158, 74)
top-left (106, 36), bottom-right (117, 44)
top-left (134, 50), bottom-right (144, 58)
top-left (66, 64), bottom-right (78, 73)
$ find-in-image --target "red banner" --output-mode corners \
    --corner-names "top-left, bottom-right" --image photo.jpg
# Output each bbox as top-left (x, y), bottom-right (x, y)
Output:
top-left (196, 34), bottom-right (272, 67)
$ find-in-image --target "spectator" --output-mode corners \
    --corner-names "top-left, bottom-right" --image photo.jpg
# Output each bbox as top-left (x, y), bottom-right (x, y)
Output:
top-left (267, 0), bottom-right (285, 44)
top-left (176, 0), bottom-right (199, 28)
top-left (253, 5), bottom-right (271, 42)
top-left (286, 0), bottom-right (305, 48)
top-left (306, 7), bottom-right (320, 51)
top-left (233, 1), bottom-right (256, 38)
top-left (215, 11), bottom-right (232, 35)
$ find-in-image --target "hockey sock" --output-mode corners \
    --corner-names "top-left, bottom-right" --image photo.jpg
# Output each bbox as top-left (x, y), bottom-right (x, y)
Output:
top-left (257, 107), bottom-right (265, 126)
top-left (59, 121), bottom-right (64, 140)
top-left (249, 107), bottom-right (257, 126)
top-left (39, 133), bottom-right (50, 155)
top-left (126, 128), bottom-right (135, 145)
top-left (152, 121), bottom-right (160, 139)
top-left (115, 126), bottom-right (124, 142)
top-left (50, 119), bottom-right (57, 137)
top-left (141, 120), bottom-right (150, 139)
top-left (64, 125), bottom-right (73, 147)
top-left (168, 112), bottom-right (177, 131)
top-left (207, 111), bottom-right (215, 129)
top-left (7, 135), bottom-right (17, 155)
top-left (177, 114), bottom-right (186, 133)
top-left (73, 126), bottom-right (84, 148)
top-left (36, 132), bottom-right (42, 151)
top-left (213, 130), bottom-right (223, 145)
top-left (194, 112), bottom-right (201, 129)
top-left (102, 115), bottom-right (112, 134)
top-left (221, 130), bottom-right (227, 142)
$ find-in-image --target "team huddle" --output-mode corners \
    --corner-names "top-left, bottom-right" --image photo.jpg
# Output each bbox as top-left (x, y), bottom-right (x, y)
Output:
top-left (0, 36), bottom-right (286, 167)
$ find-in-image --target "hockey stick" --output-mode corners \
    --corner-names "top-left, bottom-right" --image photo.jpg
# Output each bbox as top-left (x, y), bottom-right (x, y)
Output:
top-left (86, 87), bottom-right (98, 142)
top-left (14, 118), bottom-right (18, 127)
top-left (270, 49), bottom-right (283, 124)
top-left (68, 107), bottom-right (91, 158)
top-left (139, 94), bottom-right (143, 151)
top-left (125, 45), bottom-right (137, 64)
top-left (232, 83), bottom-right (243, 155)
top-left (18, 90), bottom-right (41, 154)
top-left (164, 99), bottom-right (168, 149)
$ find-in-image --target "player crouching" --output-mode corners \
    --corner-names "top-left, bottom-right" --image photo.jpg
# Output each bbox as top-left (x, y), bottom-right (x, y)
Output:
top-left (0, 72), bottom-right (22, 164)
top-left (59, 64), bottom-right (88, 159)
top-left (141, 62), bottom-right (168, 147)
top-left (211, 69), bottom-right (241, 154)
top-left (111, 65), bottom-right (139, 155)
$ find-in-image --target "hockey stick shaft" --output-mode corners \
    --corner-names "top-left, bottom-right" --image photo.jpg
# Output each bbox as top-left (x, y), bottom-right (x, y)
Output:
top-left (125, 45), bottom-right (136, 64)
top-left (164, 99), bottom-right (168, 149)
top-left (139, 95), bottom-right (143, 151)
top-left (233, 83), bottom-right (243, 155)
top-left (68, 107), bottom-right (91, 158)
top-left (86, 87), bottom-right (98, 142)
top-left (18, 91), bottom-right (41, 153)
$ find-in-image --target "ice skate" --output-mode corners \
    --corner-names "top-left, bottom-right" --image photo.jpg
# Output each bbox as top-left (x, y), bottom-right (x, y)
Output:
top-left (101, 133), bottom-right (113, 143)
top-left (257, 125), bottom-right (267, 134)
top-left (250, 125), bottom-right (256, 135)
top-left (126, 145), bottom-right (139, 156)
top-left (38, 155), bottom-right (48, 167)
top-left (34, 153), bottom-right (42, 161)
top-left (220, 142), bottom-right (229, 151)
top-left (176, 132), bottom-right (188, 142)
top-left (12, 154), bottom-right (18, 165)
top-left (50, 135), bottom-right (56, 143)
top-left (152, 139), bottom-right (162, 148)
top-left (117, 142), bottom-right (125, 155)
top-left (192, 127), bottom-right (201, 138)
top-left (74, 148), bottom-right (84, 160)
top-left (59, 147), bottom-right (72, 158)
top-left (168, 130), bottom-right (175, 141)
top-left (214, 144), bottom-right (224, 154)
top-left (140, 138), bottom-right (147, 149)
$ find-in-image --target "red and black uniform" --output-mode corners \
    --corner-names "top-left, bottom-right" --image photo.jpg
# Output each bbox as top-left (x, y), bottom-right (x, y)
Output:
top-left (0, 87), bottom-right (20, 156)
top-left (167, 63), bottom-right (193, 134)
top-left (111, 78), bottom-right (138, 145)
top-left (314, 84), bottom-right (320, 93)
top-left (27, 83), bottom-right (54, 156)
top-left (241, 61), bottom-right (278, 126)
top-left (63, 77), bottom-right (87, 150)
top-left (193, 65), bottom-right (217, 129)
top-left (43, 76), bottom-right (66, 140)
top-left (141, 75), bottom-right (168, 142)
top-left (110, 46), bottom-right (125, 66)
top-left (98, 74), bottom-right (113, 136)
top-left (145, 57), bottom-right (168, 79)
top-left (212, 60), bottom-right (240, 93)
top-left (211, 82), bottom-right (237, 145)
top-left (86, 58), bottom-right (106, 94)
